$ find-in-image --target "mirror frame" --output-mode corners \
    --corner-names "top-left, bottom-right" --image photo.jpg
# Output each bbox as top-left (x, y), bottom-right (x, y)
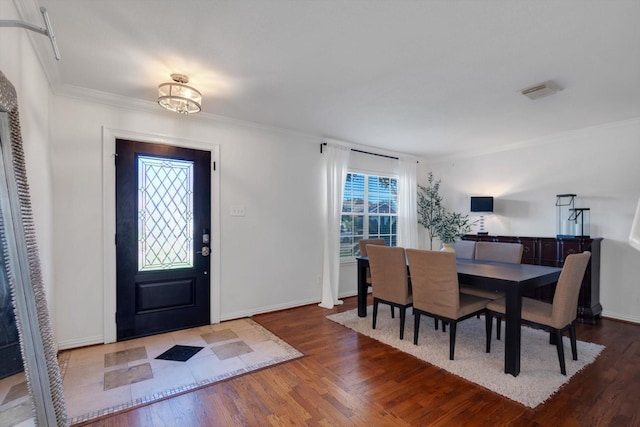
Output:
top-left (0, 71), bottom-right (67, 425)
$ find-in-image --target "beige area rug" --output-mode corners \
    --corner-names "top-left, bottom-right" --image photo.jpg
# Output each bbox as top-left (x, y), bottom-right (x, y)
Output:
top-left (59, 318), bottom-right (303, 425)
top-left (327, 307), bottom-right (605, 408)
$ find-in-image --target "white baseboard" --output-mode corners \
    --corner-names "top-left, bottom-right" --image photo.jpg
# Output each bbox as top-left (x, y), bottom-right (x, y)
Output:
top-left (220, 297), bottom-right (321, 322)
top-left (58, 335), bottom-right (104, 350)
top-left (58, 293), bottom-right (365, 348)
top-left (601, 310), bottom-right (640, 324)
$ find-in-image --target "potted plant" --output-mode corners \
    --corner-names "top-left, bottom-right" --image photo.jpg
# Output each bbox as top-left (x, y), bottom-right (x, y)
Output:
top-left (417, 172), bottom-right (445, 250)
top-left (433, 211), bottom-right (474, 252)
top-left (418, 171), bottom-right (475, 251)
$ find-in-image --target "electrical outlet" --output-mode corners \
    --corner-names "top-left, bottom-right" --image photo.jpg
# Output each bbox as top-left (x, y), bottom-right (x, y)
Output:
top-left (231, 206), bottom-right (245, 217)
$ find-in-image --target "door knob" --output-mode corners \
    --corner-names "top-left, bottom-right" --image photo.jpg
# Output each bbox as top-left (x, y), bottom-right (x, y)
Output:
top-left (198, 247), bottom-right (210, 257)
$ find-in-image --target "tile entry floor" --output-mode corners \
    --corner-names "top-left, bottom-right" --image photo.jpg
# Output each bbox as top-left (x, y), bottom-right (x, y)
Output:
top-left (0, 318), bottom-right (303, 426)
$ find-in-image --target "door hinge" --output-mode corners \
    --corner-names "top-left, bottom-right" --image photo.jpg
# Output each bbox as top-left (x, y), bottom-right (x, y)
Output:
top-left (213, 161), bottom-right (216, 171)
top-left (115, 312), bottom-right (117, 324)
top-left (115, 233), bottom-right (117, 245)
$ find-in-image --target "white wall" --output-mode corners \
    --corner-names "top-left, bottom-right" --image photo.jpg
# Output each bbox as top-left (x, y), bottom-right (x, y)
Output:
top-left (0, 0), bottom-right (55, 317)
top-left (420, 119), bottom-right (640, 323)
top-left (50, 95), bottom-right (326, 348)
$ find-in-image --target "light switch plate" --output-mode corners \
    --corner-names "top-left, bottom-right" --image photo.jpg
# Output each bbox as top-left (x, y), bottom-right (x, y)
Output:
top-left (231, 206), bottom-right (245, 216)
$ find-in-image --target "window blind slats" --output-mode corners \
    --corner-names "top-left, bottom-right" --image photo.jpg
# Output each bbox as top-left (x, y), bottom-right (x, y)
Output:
top-left (341, 172), bottom-right (398, 258)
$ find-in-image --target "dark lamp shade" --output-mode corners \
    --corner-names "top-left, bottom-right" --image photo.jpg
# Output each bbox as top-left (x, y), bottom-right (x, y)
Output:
top-left (470, 196), bottom-right (494, 213)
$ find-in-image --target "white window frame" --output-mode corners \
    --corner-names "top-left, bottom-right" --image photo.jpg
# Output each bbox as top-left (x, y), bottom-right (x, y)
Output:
top-left (340, 171), bottom-right (398, 261)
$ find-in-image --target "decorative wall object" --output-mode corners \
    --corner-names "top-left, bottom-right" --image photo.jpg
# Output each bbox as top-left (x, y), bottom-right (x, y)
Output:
top-left (0, 70), bottom-right (68, 425)
top-left (556, 194), bottom-right (590, 238)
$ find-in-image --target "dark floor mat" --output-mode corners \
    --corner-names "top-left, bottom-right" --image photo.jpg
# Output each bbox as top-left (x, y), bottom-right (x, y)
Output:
top-left (155, 345), bottom-right (203, 362)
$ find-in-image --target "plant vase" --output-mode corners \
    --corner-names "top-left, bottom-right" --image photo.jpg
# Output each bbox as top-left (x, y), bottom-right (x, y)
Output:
top-left (440, 243), bottom-right (455, 253)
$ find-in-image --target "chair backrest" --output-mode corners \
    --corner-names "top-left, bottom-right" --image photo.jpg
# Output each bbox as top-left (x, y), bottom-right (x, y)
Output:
top-left (358, 238), bottom-right (386, 257)
top-left (406, 249), bottom-right (459, 318)
top-left (367, 245), bottom-right (410, 304)
top-left (475, 242), bottom-right (523, 264)
top-left (453, 240), bottom-right (476, 259)
top-left (551, 251), bottom-right (591, 327)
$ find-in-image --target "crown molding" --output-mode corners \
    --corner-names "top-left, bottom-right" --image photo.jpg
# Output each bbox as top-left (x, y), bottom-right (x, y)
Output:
top-left (54, 82), bottom-right (326, 143)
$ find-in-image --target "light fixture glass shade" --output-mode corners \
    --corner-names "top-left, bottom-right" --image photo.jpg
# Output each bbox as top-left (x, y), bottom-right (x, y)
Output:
top-left (158, 74), bottom-right (202, 114)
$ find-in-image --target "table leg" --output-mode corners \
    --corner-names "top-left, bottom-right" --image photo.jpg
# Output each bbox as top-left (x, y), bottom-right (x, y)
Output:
top-left (504, 286), bottom-right (522, 376)
top-left (357, 258), bottom-right (368, 317)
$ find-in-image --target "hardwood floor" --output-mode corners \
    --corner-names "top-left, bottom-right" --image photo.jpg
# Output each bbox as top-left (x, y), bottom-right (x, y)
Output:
top-left (78, 295), bottom-right (640, 426)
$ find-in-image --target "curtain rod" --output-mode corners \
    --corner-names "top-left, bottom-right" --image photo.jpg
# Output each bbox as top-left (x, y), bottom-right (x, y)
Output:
top-left (320, 142), bottom-right (418, 163)
top-left (319, 142), bottom-right (396, 158)
top-left (351, 148), bottom-right (398, 160)
top-left (0, 7), bottom-right (61, 60)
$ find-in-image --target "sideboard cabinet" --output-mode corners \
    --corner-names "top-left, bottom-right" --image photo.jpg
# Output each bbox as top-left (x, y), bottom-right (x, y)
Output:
top-left (461, 234), bottom-right (602, 323)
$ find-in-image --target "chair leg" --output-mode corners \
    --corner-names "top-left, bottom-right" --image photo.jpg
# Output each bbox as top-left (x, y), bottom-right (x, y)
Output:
top-left (372, 299), bottom-right (379, 330)
top-left (555, 329), bottom-right (567, 375)
top-left (486, 312), bottom-right (492, 353)
top-left (414, 312), bottom-right (421, 345)
top-left (442, 321), bottom-right (447, 333)
top-left (449, 322), bottom-right (457, 360)
top-left (569, 322), bottom-right (578, 361)
top-left (496, 316), bottom-right (501, 340)
top-left (399, 307), bottom-right (406, 340)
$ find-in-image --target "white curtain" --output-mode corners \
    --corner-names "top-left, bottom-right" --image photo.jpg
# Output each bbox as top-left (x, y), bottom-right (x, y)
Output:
top-left (630, 197), bottom-right (640, 251)
top-left (319, 144), bottom-right (350, 308)
top-left (396, 157), bottom-right (419, 249)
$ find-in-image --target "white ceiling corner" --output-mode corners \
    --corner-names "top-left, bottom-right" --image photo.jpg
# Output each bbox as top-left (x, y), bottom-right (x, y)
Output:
top-left (23, 0), bottom-right (640, 159)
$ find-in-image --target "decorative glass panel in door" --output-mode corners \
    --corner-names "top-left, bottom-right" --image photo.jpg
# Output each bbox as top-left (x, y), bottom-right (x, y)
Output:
top-left (138, 156), bottom-right (194, 271)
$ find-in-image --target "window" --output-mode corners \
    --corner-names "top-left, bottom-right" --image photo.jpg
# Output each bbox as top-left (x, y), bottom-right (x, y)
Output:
top-left (138, 156), bottom-right (194, 271)
top-left (341, 173), bottom-right (398, 258)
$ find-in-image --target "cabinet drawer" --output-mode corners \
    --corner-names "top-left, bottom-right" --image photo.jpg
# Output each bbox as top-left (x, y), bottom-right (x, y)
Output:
top-left (559, 240), bottom-right (581, 260)
top-left (539, 238), bottom-right (558, 266)
top-left (518, 238), bottom-right (537, 264)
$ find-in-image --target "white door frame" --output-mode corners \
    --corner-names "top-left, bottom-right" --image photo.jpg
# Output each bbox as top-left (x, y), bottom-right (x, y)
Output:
top-left (102, 127), bottom-right (221, 343)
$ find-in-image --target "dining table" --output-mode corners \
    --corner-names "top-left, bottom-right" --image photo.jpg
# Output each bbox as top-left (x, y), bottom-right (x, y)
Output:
top-left (356, 255), bottom-right (563, 377)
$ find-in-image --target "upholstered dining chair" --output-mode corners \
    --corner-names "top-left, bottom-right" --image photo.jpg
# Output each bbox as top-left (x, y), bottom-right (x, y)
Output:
top-left (367, 245), bottom-right (413, 340)
top-left (475, 241), bottom-right (524, 263)
top-left (460, 242), bottom-right (524, 301)
top-left (453, 240), bottom-right (476, 259)
top-left (358, 238), bottom-right (386, 286)
top-left (486, 251), bottom-right (591, 375)
top-left (359, 239), bottom-right (394, 317)
top-left (406, 249), bottom-right (492, 360)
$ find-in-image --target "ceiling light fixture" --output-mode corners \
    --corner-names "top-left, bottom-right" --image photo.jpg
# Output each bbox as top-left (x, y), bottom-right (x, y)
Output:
top-left (158, 74), bottom-right (202, 114)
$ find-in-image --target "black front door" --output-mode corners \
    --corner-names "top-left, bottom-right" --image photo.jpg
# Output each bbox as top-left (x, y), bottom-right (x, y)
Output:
top-left (115, 139), bottom-right (211, 340)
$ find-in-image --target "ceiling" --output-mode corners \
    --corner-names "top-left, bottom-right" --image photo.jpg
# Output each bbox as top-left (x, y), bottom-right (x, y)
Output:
top-left (26, 0), bottom-right (640, 158)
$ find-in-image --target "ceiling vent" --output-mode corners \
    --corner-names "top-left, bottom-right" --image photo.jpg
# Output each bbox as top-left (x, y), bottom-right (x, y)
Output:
top-left (521, 81), bottom-right (560, 100)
